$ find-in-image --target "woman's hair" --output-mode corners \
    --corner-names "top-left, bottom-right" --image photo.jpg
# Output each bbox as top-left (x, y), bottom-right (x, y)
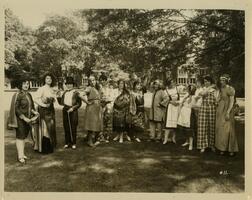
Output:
top-left (204, 75), bottom-right (214, 84)
top-left (196, 76), bottom-right (204, 85)
top-left (118, 79), bottom-right (130, 94)
top-left (133, 80), bottom-right (141, 91)
top-left (153, 79), bottom-right (162, 90)
top-left (88, 75), bottom-right (100, 90)
top-left (164, 78), bottom-right (174, 87)
top-left (17, 78), bottom-right (30, 90)
top-left (99, 74), bottom-right (108, 82)
top-left (187, 84), bottom-right (196, 95)
top-left (220, 74), bottom-right (231, 84)
top-left (42, 72), bottom-right (56, 87)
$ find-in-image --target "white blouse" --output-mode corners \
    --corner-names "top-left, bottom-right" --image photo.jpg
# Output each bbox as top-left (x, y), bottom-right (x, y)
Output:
top-left (34, 85), bottom-right (56, 107)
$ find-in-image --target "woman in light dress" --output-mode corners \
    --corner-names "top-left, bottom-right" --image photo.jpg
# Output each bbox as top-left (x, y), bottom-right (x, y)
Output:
top-left (80, 75), bottom-right (103, 147)
top-left (163, 79), bottom-right (180, 144)
top-left (215, 74), bottom-right (238, 156)
top-left (177, 85), bottom-right (197, 150)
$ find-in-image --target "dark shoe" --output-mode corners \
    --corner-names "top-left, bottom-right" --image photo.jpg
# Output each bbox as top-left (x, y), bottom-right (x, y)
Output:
top-left (87, 142), bottom-right (95, 147)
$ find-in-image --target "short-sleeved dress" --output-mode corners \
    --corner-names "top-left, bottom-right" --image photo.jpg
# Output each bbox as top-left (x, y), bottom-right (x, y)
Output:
top-left (83, 86), bottom-right (103, 132)
top-left (215, 86), bottom-right (238, 152)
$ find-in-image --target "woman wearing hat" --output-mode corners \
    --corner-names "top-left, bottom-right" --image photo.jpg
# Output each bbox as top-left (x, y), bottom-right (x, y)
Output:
top-left (34, 73), bottom-right (57, 154)
top-left (8, 78), bottom-right (39, 163)
top-left (215, 74), bottom-right (238, 156)
top-left (57, 77), bottom-right (82, 149)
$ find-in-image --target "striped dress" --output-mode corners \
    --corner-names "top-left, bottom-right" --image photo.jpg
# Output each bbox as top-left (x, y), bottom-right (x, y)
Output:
top-left (197, 87), bottom-right (217, 149)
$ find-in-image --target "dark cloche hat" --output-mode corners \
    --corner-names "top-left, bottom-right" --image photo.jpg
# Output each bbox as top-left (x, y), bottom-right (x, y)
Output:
top-left (65, 76), bottom-right (75, 85)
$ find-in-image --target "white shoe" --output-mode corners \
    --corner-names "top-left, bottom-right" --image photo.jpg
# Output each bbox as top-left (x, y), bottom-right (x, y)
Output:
top-left (135, 138), bottom-right (141, 142)
top-left (64, 144), bottom-right (69, 149)
top-left (94, 141), bottom-right (100, 146)
top-left (113, 135), bottom-right (119, 141)
top-left (125, 135), bottom-right (131, 141)
top-left (119, 137), bottom-right (123, 143)
top-left (23, 155), bottom-right (29, 160)
top-left (188, 145), bottom-right (193, 151)
top-left (200, 148), bottom-right (205, 153)
top-left (182, 142), bottom-right (189, 147)
top-left (72, 145), bottom-right (76, 149)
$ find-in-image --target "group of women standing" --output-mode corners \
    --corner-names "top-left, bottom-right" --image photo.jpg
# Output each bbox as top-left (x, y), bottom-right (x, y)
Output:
top-left (149, 74), bottom-right (238, 156)
top-left (8, 73), bottom-right (57, 163)
top-left (8, 72), bottom-right (239, 164)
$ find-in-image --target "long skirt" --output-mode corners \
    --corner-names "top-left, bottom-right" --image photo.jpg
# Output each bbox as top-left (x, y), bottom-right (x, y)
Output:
top-left (178, 109), bottom-right (197, 138)
top-left (165, 103), bottom-right (179, 128)
top-left (215, 101), bottom-right (238, 152)
top-left (34, 105), bottom-right (56, 154)
top-left (84, 101), bottom-right (103, 132)
top-left (197, 104), bottom-right (216, 149)
top-left (113, 107), bottom-right (131, 133)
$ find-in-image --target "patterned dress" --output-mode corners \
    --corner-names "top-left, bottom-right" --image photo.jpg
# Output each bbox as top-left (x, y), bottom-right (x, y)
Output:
top-left (197, 87), bottom-right (217, 149)
top-left (215, 86), bottom-right (238, 152)
top-left (113, 91), bottom-right (135, 133)
top-left (131, 91), bottom-right (145, 132)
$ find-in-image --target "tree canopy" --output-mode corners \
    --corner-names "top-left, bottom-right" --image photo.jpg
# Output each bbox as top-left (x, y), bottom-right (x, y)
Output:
top-left (5, 8), bottom-right (245, 96)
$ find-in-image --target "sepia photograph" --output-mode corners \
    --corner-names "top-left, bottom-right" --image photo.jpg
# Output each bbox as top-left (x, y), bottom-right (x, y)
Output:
top-left (1, 0), bottom-right (249, 198)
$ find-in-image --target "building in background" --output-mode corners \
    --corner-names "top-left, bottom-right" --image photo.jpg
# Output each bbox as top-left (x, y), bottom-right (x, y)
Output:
top-left (177, 61), bottom-right (207, 85)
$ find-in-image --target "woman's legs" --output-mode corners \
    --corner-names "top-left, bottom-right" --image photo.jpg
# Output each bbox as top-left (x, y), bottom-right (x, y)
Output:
top-left (119, 132), bottom-right (124, 143)
top-left (156, 122), bottom-right (162, 141)
top-left (149, 121), bottom-right (156, 140)
top-left (87, 131), bottom-right (95, 147)
top-left (171, 130), bottom-right (176, 143)
top-left (188, 137), bottom-right (193, 150)
top-left (16, 139), bottom-right (25, 163)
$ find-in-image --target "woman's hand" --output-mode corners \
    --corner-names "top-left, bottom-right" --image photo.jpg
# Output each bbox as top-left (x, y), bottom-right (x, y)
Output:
top-left (86, 101), bottom-right (93, 105)
top-left (23, 117), bottom-right (32, 124)
top-left (56, 91), bottom-right (62, 97)
top-left (170, 101), bottom-right (179, 106)
top-left (225, 112), bottom-right (230, 121)
top-left (44, 103), bottom-right (50, 108)
top-left (67, 108), bottom-right (74, 113)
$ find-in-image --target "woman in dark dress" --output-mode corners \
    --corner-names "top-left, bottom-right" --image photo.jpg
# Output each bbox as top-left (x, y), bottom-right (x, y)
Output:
top-left (129, 80), bottom-right (145, 142)
top-left (8, 78), bottom-right (39, 164)
top-left (113, 80), bottom-right (136, 143)
top-left (34, 73), bottom-right (57, 154)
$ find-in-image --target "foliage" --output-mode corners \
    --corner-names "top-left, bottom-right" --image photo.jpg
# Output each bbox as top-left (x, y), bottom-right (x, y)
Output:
top-left (4, 9), bottom-right (245, 96)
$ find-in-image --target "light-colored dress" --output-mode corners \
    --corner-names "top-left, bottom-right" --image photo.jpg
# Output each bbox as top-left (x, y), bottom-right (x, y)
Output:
top-left (164, 87), bottom-right (180, 128)
top-left (83, 86), bottom-right (103, 132)
top-left (177, 95), bottom-right (197, 128)
top-left (149, 89), bottom-right (167, 122)
top-left (215, 86), bottom-right (238, 152)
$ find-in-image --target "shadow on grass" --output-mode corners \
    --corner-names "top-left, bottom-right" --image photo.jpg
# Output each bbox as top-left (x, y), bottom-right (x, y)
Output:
top-left (4, 110), bottom-right (245, 192)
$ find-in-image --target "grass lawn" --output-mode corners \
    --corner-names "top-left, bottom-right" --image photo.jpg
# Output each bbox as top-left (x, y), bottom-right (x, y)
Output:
top-left (4, 109), bottom-right (245, 192)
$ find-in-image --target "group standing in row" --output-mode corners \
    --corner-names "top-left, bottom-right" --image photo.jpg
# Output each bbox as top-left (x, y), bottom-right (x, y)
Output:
top-left (8, 72), bottom-right (239, 164)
